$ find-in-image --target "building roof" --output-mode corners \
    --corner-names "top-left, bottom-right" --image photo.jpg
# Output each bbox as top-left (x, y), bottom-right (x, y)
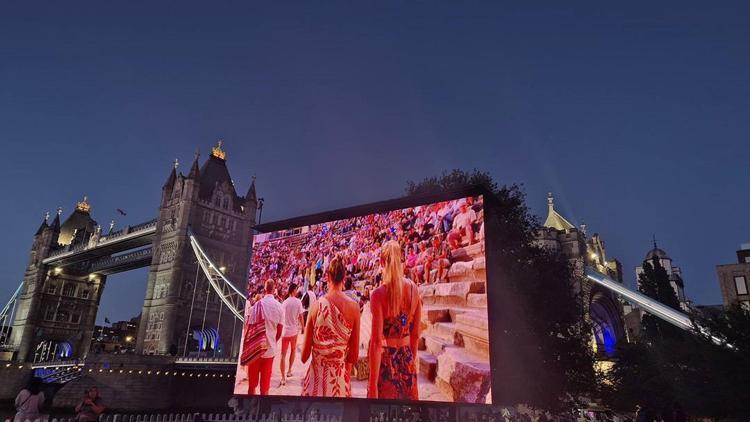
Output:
top-left (58, 202), bottom-right (97, 246)
top-left (645, 247), bottom-right (671, 261)
top-left (543, 193), bottom-right (576, 231)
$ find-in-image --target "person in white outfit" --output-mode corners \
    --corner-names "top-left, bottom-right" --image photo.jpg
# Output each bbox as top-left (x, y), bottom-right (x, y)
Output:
top-left (14, 377), bottom-right (44, 422)
top-left (279, 283), bottom-right (304, 385)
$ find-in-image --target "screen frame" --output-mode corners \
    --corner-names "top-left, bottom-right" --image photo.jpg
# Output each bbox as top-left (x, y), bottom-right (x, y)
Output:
top-left (242, 184), bottom-right (501, 406)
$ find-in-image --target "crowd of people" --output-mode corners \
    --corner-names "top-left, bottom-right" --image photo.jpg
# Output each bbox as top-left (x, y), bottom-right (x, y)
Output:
top-left (236, 196), bottom-right (486, 400)
top-left (247, 196), bottom-right (485, 309)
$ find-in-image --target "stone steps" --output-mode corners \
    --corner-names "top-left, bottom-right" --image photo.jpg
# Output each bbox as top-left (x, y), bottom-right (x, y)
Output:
top-left (426, 321), bottom-right (458, 342)
top-left (450, 243), bottom-right (484, 262)
top-left (417, 247), bottom-right (490, 403)
top-left (422, 334), bottom-right (455, 356)
top-left (467, 293), bottom-right (487, 308)
top-left (435, 347), bottom-right (492, 403)
top-left (418, 352), bottom-right (437, 382)
top-left (455, 310), bottom-right (489, 359)
top-left (421, 305), bottom-right (475, 325)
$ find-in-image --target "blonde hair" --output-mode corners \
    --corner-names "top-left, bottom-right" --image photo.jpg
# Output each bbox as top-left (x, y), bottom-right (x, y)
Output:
top-left (380, 240), bottom-right (404, 317)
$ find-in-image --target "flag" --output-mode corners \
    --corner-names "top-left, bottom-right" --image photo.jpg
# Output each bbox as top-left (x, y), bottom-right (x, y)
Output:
top-left (104, 317), bottom-right (111, 324)
top-left (116, 208), bottom-right (127, 216)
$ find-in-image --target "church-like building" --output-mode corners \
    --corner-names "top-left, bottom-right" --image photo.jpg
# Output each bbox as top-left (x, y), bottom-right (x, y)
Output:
top-left (535, 193), bottom-right (626, 356)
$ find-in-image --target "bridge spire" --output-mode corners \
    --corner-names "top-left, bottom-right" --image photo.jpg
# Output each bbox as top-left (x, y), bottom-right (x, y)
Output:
top-left (50, 208), bottom-right (61, 231)
top-left (163, 160), bottom-right (177, 190)
top-left (188, 151), bottom-right (200, 179)
top-left (35, 212), bottom-right (49, 236)
top-left (245, 175), bottom-right (257, 202)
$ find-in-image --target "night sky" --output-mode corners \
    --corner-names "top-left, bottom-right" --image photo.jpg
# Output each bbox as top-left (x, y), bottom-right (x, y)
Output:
top-left (1, 2), bottom-right (748, 324)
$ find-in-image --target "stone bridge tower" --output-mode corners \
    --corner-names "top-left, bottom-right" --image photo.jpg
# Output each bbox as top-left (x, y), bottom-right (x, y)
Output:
top-left (11, 199), bottom-right (106, 362)
top-left (136, 142), bottom-right (257, 356)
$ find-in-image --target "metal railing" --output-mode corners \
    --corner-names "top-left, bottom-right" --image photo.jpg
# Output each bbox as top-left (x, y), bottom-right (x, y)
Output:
top-left (4, 413), bottom-right (343, 422)
top-left (90, 247), bottom-right (153, 272)
top-left (44, 219), bottom-right (158, 262)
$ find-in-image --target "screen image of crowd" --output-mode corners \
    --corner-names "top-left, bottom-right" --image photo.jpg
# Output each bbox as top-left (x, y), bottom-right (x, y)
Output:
top-left (235, 195), bottom-right (491, 404)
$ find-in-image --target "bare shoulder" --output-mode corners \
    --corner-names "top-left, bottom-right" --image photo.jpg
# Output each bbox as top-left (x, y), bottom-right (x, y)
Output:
top-left (371, 285), bottom-right (386, 301)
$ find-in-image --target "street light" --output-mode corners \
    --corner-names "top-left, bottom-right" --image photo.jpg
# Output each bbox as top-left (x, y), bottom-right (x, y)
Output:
top-left (219, 266), bottom-right (226, 273)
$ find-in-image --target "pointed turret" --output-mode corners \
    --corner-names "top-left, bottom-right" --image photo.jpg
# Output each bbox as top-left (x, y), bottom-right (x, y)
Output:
top-left (543, 192), bottom-right (575, 232)
top-left (50, 208), bottom-right (62, 231)
top-left (188, 153), bottom-right (200, 180)
top-left (35, 212), bottom-right (50, 236)
top-left (163, 159), bottom-right (178, 190)
top-left (245, 176), bottom-right (257, 202)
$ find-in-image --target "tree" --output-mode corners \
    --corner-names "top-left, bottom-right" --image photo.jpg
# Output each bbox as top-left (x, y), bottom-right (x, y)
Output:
top-left (637, 257), bottom-right (683, 342)
top-left (604, 305), bottom-right (750, 419)
top-left (406, 169), bottom-right (596, 413)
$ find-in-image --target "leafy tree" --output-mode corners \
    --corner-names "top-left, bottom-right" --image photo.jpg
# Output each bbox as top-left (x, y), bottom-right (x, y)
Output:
top-left (604, 308), bottom-right (750, 419)
top-left (637, 257), bottom-right (683, 341)
top-left (406, 169), bottom-right (596, 413)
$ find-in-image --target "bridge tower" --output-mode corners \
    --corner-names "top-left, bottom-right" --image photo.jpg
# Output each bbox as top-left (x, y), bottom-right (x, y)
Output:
top-left (10, 199), bottom-right (106, 362)
top-left (136, 142), bottom-right (257, 356)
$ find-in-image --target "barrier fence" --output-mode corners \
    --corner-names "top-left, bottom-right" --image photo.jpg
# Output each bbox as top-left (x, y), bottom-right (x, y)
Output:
top-left (4, 413), bottom-right (343, 422)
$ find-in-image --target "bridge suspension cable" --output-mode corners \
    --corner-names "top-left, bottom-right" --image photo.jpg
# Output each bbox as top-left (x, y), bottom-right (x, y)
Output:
top-left (585, 268), bottom-right (728, 347)
top-left (188, 229), bottom-right (246, 322)
top-left (1, 281), bottom-right (23, 348)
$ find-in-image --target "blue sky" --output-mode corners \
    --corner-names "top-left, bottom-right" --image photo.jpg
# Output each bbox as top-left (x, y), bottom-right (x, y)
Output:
top-left (1, 1), bottom-right (748, 323)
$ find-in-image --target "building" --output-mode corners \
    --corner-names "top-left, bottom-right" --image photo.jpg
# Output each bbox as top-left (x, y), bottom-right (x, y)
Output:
top-left (716, 243), bottom-right (750, 310)
top-left (9, 141), bottom-right (257, 362)
top-left (635, 241), bottom-right (689, 312)
top-left (90, 317), bottom-right (138, 354)
top-left (536, 193), bottom-right (626, 356)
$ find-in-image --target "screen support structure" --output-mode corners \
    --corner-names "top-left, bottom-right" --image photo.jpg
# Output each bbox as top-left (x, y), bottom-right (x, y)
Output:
top-left (585, 268), bottom-right (728, 347)
top-left (188, 228), bottom-right (246, 322)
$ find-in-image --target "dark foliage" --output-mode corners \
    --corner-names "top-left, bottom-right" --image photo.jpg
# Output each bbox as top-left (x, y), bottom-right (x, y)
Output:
top-left (637, 257), bottom-right (683, 342)
top-left (604, 289), bottom-right (750, 418)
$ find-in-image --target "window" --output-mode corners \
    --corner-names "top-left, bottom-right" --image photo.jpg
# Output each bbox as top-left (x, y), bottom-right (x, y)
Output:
top-left (220, 216), bottom-right (226, 227)
top-left (222, 198), bottom-right (229, 209)
top-left (44, 306), bottom-right (56, 321)
top-left (46, 283), bottom-right (57, 295)
top-left (741, 301), bottom-right (750, 311)
top-left (62, 284), bottom-right (76, 297)
top-left (745, 256), bottom-right (750, 264)
top-left (735, 276), bottom-right (748, 295)
top-left (71, 313), bottom-right (81, 324)
top-left (55, 310), bottom-right (69, 323)
top-left (81, 290), bottom-right (90, 299)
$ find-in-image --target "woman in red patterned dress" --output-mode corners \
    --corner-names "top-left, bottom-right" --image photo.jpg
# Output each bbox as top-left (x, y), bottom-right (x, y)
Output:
top-left (367, 240), bottom-right (422, 400)
top-left (301, 256), bottom-right (361, 397)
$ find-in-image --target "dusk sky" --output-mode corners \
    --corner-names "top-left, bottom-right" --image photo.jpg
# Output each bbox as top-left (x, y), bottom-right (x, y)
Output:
top-left (1, 2), bottom-right (748, 324)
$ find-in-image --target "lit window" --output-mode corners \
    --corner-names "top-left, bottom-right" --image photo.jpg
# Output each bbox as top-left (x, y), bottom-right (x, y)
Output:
top-left (735, 276), bottom-right (748, 295)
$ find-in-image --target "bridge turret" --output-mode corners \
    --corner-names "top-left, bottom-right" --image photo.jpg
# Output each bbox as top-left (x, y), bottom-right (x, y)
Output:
top-left (137, 141), bottom-right (255, 357)
top-left (187, 154), bottom-right (200, 180)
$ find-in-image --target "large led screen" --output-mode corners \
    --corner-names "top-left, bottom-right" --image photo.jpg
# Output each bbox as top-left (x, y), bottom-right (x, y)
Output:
top-left (234, 195), bottom-right (491, 403)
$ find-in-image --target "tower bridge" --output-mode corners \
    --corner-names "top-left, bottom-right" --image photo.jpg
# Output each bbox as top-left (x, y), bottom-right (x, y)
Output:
top-left (1, 141), bottom-right (257, 363)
